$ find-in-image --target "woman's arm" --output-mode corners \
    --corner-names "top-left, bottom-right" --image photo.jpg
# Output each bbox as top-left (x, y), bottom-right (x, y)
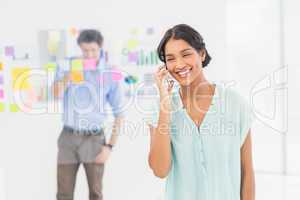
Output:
top-left (241, 130), bottom-right (255, 200)
top-left (148, 97), bottom-right (172, 178)
top-left (148, 66), bottom-right (173, 178)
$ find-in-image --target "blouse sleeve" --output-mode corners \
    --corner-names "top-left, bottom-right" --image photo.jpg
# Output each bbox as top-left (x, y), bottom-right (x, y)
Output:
top-left (239, 95), bottom-right (254, 147)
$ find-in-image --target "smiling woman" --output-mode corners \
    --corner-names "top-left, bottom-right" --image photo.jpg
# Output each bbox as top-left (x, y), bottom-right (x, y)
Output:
top-left (147, 24), bottom-right (255, 200)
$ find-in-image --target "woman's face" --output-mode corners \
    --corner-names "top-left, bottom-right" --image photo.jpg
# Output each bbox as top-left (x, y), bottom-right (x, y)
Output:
top-left (164, 38), bottom-right (205, 86)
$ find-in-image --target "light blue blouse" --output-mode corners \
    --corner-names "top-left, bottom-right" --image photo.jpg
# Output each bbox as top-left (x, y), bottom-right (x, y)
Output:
top-left (146, 83), bottom-right (254, 200)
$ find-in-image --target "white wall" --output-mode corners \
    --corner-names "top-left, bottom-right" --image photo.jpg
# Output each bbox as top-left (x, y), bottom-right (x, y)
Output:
top-left (284, 0), bottom-right (300, 175)
top-left (226, 0), bottom-right (284, 173)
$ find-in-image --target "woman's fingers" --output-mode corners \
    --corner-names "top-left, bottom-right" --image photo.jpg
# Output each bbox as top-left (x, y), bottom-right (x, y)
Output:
top-left (167, 80), bottom-right (174, 93)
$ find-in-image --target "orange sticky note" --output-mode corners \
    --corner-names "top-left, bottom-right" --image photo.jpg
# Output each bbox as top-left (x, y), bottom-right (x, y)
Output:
top-left (0, 62), bottom-right (3, 71)
top-left (71, 71), bottom-right (84, 83)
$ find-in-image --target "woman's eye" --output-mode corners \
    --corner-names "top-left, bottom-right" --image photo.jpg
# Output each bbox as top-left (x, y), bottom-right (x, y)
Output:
top-left (166, 58), bottom-right (175, 62)
top-left (183, 54), bottom-right (191, 57)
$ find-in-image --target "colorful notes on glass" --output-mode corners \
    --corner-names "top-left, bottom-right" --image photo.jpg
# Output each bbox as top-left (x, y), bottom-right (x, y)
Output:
top-left (5, 46), bottom-right (15, 57)
top-left (71, 71), bottom-right (84, 83)
top-left (0, 103), bottom-right (4, 112)
top-left (9, 104), bottom-right (19, 112)
top-left (11, 67), bottom-right (32, 91)
top-left (112, 71), bottom-right (123, 81)
top-left (83, 59), bottom-right (97, 70)
top-left (71, 59), bottom-right (83, 71)
top-left (44, 62), bottom-right (57, 71)
top-left (127, 39), bottom-right (139, 50)
top-left (47, 31), bottom-right (61, 55)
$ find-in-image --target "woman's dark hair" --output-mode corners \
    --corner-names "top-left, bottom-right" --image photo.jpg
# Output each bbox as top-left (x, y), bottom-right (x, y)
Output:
top-left (157, 24), bottom-right (211, 68)
top-left (77, 29), bottom-right (103, 47)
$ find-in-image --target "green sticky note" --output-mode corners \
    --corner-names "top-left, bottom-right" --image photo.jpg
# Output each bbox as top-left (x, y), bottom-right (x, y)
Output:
top-left (71, 59), bottom-right (83, 71)
top-left (10, 104), bottom-right (19, 112)
top-left (0, 103), bottom-right (5, 112)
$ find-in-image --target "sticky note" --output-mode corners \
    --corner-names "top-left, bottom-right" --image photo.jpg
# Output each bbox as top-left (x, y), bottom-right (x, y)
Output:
top-left (71, 59), bottom-right (83, 71)
top-left (10, 104), bottom-right (19, 112)
top-left (127, 39), bottom-right (139, 50)
top-left (44, 62), bottom-right (57, 71)
top-left (0, 103), bottom-right (5, 112)
top-left (5, 46), bottom-right (15, 57)
top-left (0, 75), bottom-right (3, 84)
top-left (0, 89), bottom-right (4, 99)
top-left (112, 71), bottom-right (123, 81)
top-left (71, 71), bottom-right (84, 83)
top-left (83, 59), bottom-right (97, 70)
top-left (128, 52), bottom-right (138, 63)
top-left (48, 31), bottom-right (61, 54)
top-left (70, 27), bottom-right (79, 36)
top-left (11, 68), bottom-right (32, 91)
top-left (0, 62), bottom-right (3, 70)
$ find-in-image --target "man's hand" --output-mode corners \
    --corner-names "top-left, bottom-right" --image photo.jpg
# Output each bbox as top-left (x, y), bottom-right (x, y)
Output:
top-left (95, 145), bottom-right (112, 164)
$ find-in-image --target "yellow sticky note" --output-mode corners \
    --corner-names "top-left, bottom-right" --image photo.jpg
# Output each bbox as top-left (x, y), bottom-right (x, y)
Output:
top-left (127, 39), bottom-right (139, 50)
top-left (10, 104), bottom-right (19, 112)
top-left (71, 59), bottom-right (83, 71)
top-left (44, 63), bottom-right (57, 71)
top-left (0, 103), bottom-right (5, 112)
top-left (0, 62), bottom-right (3, 71)
top-left (47, 31), bottom-right (61, 55)
top-left (11, 68), bottom-right (32, 91)
top-left (71, 71), bottom-right (84, 83)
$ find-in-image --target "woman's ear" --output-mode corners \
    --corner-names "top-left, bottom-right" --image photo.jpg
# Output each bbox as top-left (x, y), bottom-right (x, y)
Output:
top-left (199, 49), bottom-right (206, 62)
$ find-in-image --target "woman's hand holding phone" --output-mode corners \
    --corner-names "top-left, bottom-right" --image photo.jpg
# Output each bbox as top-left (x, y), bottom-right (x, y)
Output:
top-left (155, 66), bottom-right (174, 111)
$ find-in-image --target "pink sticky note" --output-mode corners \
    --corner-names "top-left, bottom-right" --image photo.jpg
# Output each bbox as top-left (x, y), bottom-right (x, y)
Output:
top-left (128, 52), bottom-right (138, 63)
top-left (112, 71), bottom-right (123, 81)
top-left (83, 59), bottom-right (97, 70)
top-left (5, 46), bottom-right (15, 57)
top-left (0, 89), bottom-right (4, 98)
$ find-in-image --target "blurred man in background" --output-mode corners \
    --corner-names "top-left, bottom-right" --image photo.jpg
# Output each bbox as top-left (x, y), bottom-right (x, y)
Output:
top-left (53, 29), bottom-right (124, 200)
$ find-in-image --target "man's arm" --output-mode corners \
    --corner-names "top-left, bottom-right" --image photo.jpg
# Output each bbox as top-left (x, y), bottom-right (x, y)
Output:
top-left (94, 78), bottom-right (124, 164)
top-left (107, 115), bottom-right (123, 146)
top-left (241, 130), bottom-right (255, 200)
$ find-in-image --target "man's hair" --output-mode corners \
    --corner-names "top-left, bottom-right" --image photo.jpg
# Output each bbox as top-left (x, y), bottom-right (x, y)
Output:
top-left (77, 29), bottom-right (103, 46)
